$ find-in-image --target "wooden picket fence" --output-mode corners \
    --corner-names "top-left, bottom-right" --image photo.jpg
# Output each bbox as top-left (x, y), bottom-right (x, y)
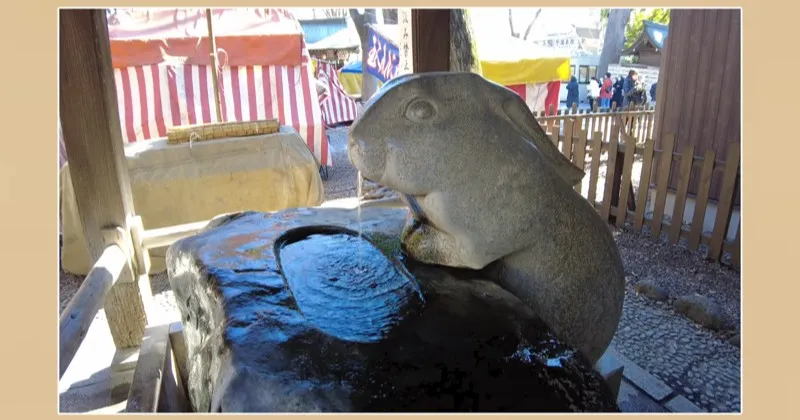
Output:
top-left (535, 110), bottom-right (741, 270)
top-left (537, 103), bottom-right (656, 144)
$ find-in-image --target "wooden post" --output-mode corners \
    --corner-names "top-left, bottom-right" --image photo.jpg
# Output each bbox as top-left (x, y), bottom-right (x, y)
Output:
top-left (205, 9), bottom-right (223, 123)
top-left (59, 9), bottom-right (149, 349)
top-left (412, 9), bottom-right (451, 72)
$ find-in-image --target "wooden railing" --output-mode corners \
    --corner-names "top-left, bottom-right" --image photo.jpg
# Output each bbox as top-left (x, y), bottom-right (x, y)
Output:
top-left (59, 244), bottom-right (130, 378)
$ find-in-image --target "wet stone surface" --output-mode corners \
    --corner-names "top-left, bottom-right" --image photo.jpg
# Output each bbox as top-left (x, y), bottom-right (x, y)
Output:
top-left (166, 207), bottom-right (620, 413)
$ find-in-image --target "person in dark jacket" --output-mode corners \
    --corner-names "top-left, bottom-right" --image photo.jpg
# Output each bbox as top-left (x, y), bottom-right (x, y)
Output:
top-left (650, 81), bottom-right (658, 103)
top-left (566, 76), bottom-right (579, 110)
top-left (612, 76), bottom-right (624, 109)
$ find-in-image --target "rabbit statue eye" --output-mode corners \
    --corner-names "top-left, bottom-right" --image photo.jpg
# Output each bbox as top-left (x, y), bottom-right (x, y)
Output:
top-left (405, 99), bottom-right (436, 122)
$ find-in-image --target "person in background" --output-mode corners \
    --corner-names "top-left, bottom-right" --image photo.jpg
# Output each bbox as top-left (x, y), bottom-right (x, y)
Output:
top-left (587, 76), bottom-right (601, 110)
top-left (600, 72), bottom-right (613, 110)
top-left (566, 76), bottom-right (579, 110)
top-left (622, 69), bottom-right (637, 108)
top-left (650, 81), bottom-right (658, 104)
top-left (612, 76), bottom-right (624, 109)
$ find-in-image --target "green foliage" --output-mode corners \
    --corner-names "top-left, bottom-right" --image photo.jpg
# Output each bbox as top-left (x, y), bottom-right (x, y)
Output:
top-left (624, 8), bottom-right (670, 48)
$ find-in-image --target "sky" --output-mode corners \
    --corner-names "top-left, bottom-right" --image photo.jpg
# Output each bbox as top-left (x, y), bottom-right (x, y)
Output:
top-left (288, 8), bottom-right (602, 33)
top-left (469, 8), bottom-right (601, 45)
top-left (288, 7), bottom-right (604, 60)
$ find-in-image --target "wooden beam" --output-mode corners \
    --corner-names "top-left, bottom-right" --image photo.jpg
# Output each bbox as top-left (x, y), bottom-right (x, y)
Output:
top-left (141, 220), bottom-right (208, 250)
top-left (59, 244), bottom-right (129, 379)
top-left (125, 323), bottom-right (190, 412)
top-left (205, 9), bottom-right (223, 123)
top-left (59, 9), bottom-right (149, 348)
top-left (412, 9), bottom-right (450, 72)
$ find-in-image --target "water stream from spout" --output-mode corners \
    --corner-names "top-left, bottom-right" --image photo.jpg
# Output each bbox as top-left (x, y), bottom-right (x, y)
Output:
top-left (356, 170), bottom-right (364, 274)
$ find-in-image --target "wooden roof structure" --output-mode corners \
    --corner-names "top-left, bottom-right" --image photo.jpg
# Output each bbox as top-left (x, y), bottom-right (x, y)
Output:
top-left (622, 20), bottom-right (669, 56)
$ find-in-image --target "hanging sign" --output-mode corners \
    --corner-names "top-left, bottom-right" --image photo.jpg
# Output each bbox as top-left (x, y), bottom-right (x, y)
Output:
top-left (365, 25), bottom-right (400, 83)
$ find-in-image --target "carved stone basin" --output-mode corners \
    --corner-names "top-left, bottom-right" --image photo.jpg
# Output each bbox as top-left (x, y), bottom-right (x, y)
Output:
top-left (166, 207), bottom-right (620, 413)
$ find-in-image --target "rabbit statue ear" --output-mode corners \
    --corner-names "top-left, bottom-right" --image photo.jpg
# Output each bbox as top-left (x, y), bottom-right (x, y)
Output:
top-left (501, 95), bottom-right (585, 187)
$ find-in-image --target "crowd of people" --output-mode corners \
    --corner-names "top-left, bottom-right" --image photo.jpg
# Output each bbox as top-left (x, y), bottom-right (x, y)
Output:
top-left (565, 69), bottom-right (659, 111)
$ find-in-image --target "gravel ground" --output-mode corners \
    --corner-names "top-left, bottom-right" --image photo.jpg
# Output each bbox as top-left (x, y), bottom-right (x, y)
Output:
top-left (608, 225), bottom-right (741, 413)
top-left (322, 126), bottom-right (360, 201)
top-left (59, 126), bottom-right (741, 412)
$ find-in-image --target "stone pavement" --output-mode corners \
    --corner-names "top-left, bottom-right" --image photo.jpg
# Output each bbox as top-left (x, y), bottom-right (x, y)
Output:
top-left (612, 291), bottom-right (741, 412)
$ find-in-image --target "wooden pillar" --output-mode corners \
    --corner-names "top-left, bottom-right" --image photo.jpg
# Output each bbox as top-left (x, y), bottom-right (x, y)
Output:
top-left (651, 9), bottom-right (741, 203)
top-left (411, 9), bottom-right (450, 72)
top-left (59, 9), bottom-right (150, 348)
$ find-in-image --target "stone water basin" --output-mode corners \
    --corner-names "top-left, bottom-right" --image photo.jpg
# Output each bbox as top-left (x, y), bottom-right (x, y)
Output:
top-left (166, 207), bottom-right (620, 412)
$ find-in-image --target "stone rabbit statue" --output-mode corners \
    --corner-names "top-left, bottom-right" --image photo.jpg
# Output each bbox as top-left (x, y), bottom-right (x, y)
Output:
top-left (348, 72), bottom-right (625, 364)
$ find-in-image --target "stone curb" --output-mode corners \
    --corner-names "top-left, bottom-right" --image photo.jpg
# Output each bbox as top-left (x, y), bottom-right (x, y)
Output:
top-left (607, 347), bottom-right (706, 413)
top-left (664, 395), bottom-right (705, 413)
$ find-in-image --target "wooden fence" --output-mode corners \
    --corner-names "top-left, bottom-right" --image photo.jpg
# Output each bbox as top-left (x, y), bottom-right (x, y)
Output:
top-left (535, 110), bottom-right (741, 270)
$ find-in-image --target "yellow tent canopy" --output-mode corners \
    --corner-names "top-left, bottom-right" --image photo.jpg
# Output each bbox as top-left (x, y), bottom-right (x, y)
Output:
top-left (336, 56), bottom-right (568, 97)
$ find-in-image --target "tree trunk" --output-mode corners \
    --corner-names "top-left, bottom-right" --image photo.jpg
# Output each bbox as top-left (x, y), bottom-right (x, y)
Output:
top-left (449, 9), bottom-right (481, 73)
top-left (598, 8), bottom-right (632, 78)
top-left (349, 8), bottom-right (380, 101)
top-left (382, 9), bottom-right (398, 24)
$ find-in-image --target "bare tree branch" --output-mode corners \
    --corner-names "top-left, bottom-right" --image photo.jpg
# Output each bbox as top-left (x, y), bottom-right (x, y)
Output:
top-left (323, 8), bottom-right (347, 19)
top-left (521, 8), bottom-right (542, 41)
top-left (508, 9), bottom-right (519, 38)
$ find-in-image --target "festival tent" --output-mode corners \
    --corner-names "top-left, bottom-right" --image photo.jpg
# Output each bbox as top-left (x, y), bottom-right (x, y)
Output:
top-left (338, 60), bottom-right (367, 97)
top-left (315, 60), bottom-right (360, 127)
top-left (59, 8), bottom-right (331, 167)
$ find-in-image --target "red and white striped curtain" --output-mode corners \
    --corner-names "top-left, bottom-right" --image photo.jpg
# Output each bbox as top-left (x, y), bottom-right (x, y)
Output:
top-left (316, 60), bottom-right (360, 127)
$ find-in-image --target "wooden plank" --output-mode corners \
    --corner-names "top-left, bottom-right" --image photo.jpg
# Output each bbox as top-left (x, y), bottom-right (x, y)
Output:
top-left (158, 342), bottom-right (190, 413)
top-left (668, 145), bottom-right (696, 244)
top-left (141, 220), bottom-right (208, 250)
top-left (653, 11), bottom-right (690, 152)
top-left (709, 143), bottom-right (741, 261)
top-left (616, 134), bottom-right (637, 228)
top-left (562, 117), bottom-right (575, 159)
top-left (649, 133), bottom-right (676, 239)
top-left (685, 10), bottom-right (719, 166)
top-left (707, 11), bottom-right (740, 201)
top-left (730, 219), bottom-right (741, 269)
top-left (169, 322), bottom-right (190, 394)
top-left (633, 138), bottom-right (656, 232)
top-left (573, 129), bottom-right (589, 193)
top-left (59, 9), bottom-right (149, 349)
top-left (59, 245), bottom-right (128, 379)
top-left (126, 323), bottom-right (189, 413)
top-left (601, 119), bottom-right (621, 222)
top-left (587, 130), bottom-right (604, 204)
top-left (688, 149), bottom-right (717, 250)
top-left (549, 124), bottom-right (560, 146)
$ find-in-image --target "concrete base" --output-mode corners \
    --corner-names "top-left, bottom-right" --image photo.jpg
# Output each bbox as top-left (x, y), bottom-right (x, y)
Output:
top-left (60, 127), bottom-right (325, 276)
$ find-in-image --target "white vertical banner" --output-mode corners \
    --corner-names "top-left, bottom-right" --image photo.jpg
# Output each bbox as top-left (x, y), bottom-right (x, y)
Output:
top-left (397, 9), bottom-right (414, 75)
